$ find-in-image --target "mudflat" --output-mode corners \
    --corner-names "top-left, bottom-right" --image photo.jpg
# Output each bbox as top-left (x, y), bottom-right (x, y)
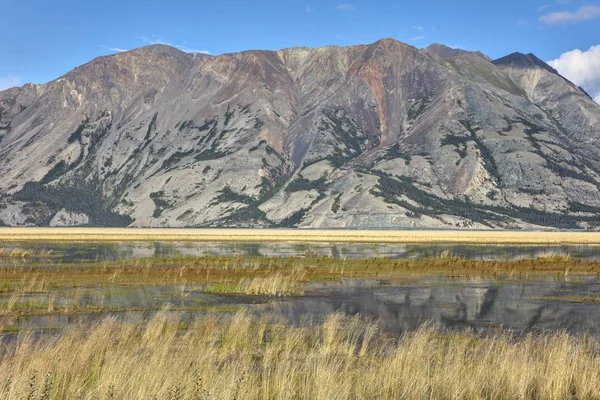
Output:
top-left (1, 227), bottom-right (600, 244)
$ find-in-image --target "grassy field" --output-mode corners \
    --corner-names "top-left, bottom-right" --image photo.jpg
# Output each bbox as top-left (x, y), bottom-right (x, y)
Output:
top-left (2, 310), bottom-right (600, 399)
top-left (2, 248), bottom-right (600, 398)
top-left (2, 227), bottom-right (600, 244)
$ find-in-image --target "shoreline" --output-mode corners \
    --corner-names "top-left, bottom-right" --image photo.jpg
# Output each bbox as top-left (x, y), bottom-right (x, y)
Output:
top-left (1, 227), bottom-right (600, 244)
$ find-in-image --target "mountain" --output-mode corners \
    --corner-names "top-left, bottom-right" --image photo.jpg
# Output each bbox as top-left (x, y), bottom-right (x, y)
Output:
top-left (1, 38), bottom-right (600, 229)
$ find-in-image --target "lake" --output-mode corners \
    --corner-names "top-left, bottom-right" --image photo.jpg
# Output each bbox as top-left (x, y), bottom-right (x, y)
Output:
top-left (1, 240), bottom-right (600, 262)
top-left (1, 240), bottom-right (599, 337)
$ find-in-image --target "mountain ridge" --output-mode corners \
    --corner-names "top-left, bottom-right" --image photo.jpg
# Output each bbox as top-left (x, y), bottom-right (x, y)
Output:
top-left (1, 38), bottom-right (600, 229)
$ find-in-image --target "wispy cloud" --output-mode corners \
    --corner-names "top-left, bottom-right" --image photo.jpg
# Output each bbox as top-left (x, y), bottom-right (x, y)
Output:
top-left (517, 19), bottom-right (531, 27)
top-left (539, 5), bottom-right (600, 24)
top-left (548, 44), bottom-right (600, 103)
top-left (0, 75), bottom-right (20, 91)
top-left (142, 36), bottom-right (211, 54)
top-left (306, 5), bottom-right (313, 13)
top-left (538, 0), bottom-right (574, 12)
top-left (336, 3), bottom-right (356, 11)
top-left (412, 25), bottom-right (424, 31)
top-left (446, 44), bottom-right (467, 50)
top-left (174, 45), bottom-right (211, 54)
top-left (109, 47), bottom-right (128, 53)
top-left (409, 35), bottom-right (425, 41)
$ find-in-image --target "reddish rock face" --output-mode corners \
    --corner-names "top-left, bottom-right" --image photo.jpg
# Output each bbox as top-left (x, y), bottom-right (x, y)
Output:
top-left (0, 39), bottom-right (599, 229)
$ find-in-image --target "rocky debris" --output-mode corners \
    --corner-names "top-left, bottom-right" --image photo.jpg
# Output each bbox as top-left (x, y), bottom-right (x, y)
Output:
top-left (49, 209), bottom-right (90, 227)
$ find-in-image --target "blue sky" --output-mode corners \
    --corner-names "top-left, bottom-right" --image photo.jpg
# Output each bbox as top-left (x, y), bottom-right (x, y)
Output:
top-left (1, 0), bottom-right (599, 100)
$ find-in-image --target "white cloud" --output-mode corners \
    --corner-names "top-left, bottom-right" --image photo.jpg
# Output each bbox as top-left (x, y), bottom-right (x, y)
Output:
top-left (409, 36), bottom-right (425, 41)
top-left (142, 36), bottom-right (210, 54)
top-left (174, 45), bottom-right (211, 55)
top-left (539, 5), bottom-right (600, 24)
top-left (306, 5), bottom-right (313, 13)
top-left (336, 4), bottom-right (356, 11)
top-left (0, 75), bottom-right (20, 91)
top-left (412, 25), bottom-right (424, 31)
top-left (109, 47), bottom-right (128, 53)
top-left (548, 44), bottom-right (600, 103)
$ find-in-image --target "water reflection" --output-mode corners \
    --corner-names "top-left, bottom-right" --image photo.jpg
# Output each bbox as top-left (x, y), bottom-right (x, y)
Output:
top-left (252, 277), bottom-right (600, 335)
top-left (1, 241), bottom-right (600, 263)
top-left (4, 276), bottom-right (600, 336)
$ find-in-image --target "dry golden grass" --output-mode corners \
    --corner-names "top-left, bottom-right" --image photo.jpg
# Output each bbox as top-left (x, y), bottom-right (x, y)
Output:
top-left (536, 253), bottom-right (573, 262)
top-left (237, 267), bottom-right (307, 296)
top-left (2, 227), bottom-right (600, 244)
top-left (0, 248), bottom-right (33, 258)
top-left (1, 311), bottom-right (600, 399)
top-left (0, 247), bottom-right (53, 258)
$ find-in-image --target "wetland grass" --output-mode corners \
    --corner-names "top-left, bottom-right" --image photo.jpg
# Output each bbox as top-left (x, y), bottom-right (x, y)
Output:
top-left (0, 253), bottom-right (596, 292)
top-left (0, 254), bottom-right (597, 320)
top-left (0, 248), bottom-right (33, 258)
top-left (531, 296), bottom-right (600, 303)
top-left (207, 267), bottom-right (308, 297)
top-left (0, 247), bottom-right (53, 258)
top-left (2, 251), bottom-right (600, 398)
top-left (1, 311), bottom-right (600, 399)
top-left (238, 269), bottom-right (306, 296)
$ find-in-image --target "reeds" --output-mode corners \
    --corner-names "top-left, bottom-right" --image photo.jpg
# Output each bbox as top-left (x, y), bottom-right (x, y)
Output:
top-left (536, 253), bottom-right (573, 262)
top-left (206, 268), bottom-right (307, 297)
top-left (1, 311), bottom-right (600, 399)
top-left (0, 254), bottom-right (596, 297)
top-left (0, 247), bottom-right (53, 258)
top-left (237, 267), bottom-right (307, 296)
top-left (0, 248), bottom-right (33, 258)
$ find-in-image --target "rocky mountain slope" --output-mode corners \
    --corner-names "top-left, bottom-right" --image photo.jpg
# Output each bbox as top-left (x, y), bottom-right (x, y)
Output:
top-left (1, 38), bottom-right (600, 229)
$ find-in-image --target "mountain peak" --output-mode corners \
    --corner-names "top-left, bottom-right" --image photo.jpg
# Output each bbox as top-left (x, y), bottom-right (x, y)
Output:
top-left (370, 37), bottom-right (416, 50)
top-left (492, 51), bottom-right (595, 99)
top-left (377, 37), bottom-right (400, 44)
top-left (492, 52), bottom-right (558, 75)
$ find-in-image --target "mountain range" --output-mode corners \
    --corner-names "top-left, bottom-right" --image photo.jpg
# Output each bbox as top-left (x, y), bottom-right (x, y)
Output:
top-left (1, 39), bottom-right (600, 229)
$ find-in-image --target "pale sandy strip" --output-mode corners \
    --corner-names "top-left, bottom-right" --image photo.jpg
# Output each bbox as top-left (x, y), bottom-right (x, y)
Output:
top-left (0, 228), bottom-right (600, 244)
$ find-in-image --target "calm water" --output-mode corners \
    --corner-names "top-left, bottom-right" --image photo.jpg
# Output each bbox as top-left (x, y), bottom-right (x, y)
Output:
top-left (1, 241), bottom-right (600, 337)
top-left (1, 241), bottom-right (600, 262)
top-left (3, 276), bottom-right (600, 336)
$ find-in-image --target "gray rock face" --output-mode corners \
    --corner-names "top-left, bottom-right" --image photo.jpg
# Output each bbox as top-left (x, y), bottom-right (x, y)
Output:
top-left (1, 39), bottom-right (599, 229)
top-left (49, 209), bottom-right (90, 227)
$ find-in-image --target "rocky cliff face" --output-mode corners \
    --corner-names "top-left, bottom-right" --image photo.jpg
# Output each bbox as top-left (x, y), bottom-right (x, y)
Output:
top-left (1, 39), bottom-right (599, 229)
